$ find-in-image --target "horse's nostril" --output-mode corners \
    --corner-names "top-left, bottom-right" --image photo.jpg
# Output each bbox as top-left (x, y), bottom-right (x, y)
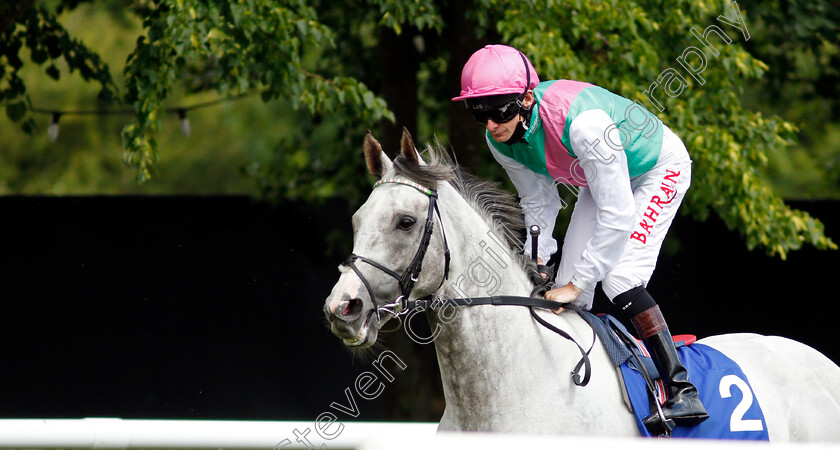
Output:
top-left (342, 298), bottom-right (363, 318)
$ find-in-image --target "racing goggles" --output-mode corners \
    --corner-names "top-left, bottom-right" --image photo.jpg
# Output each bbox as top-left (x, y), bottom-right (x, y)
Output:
top-left (466, 94), bottom-right (523, 125)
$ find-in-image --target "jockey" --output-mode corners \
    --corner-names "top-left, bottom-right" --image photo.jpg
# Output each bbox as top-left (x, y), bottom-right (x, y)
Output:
top-left (452, 44), bottom-right (708, 428)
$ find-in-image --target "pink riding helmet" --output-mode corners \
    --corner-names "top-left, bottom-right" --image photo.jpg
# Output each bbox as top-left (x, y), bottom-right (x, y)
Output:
top-left (451, 44), bottom-right (540, 101)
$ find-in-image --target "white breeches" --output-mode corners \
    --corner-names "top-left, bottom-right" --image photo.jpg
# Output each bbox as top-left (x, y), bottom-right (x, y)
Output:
top-left (555, 127), bottom-right (692, 310)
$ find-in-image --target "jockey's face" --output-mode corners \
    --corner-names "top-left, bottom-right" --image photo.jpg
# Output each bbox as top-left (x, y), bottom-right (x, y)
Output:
top-left (485, 114), bottom-right (521, 143)
top-left (483, 91), bottom-right (534, 143)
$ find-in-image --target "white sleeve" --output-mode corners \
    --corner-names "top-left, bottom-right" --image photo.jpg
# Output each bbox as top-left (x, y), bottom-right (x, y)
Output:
top-left (486, 136), bottom-right (562, 261)
top-left (567, 110), bottom-right (636, 290)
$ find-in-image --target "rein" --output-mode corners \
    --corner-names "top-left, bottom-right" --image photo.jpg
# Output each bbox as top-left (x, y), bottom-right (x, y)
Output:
top-left (343, 177), bottom-right (594, 386)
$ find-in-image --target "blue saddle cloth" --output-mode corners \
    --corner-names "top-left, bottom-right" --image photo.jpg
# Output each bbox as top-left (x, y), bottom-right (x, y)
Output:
top-left (581, 311), bottom-right (769, 440)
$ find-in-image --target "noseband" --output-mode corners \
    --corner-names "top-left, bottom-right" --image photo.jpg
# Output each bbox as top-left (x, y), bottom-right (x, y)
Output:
top-left (342, 178), bottom-right (450, 322)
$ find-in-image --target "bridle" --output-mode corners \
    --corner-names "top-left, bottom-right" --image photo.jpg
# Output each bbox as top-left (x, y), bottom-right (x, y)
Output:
top-left (342, 178), bottom-right (450, 322)
top-left (341, 177), bottom-right (594, 387)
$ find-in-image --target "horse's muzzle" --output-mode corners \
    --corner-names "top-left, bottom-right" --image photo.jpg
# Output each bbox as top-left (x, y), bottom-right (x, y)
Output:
top-left (324, 294), bottom-right (372, 342)
top-left (327, 297), bottom-right (364, 321)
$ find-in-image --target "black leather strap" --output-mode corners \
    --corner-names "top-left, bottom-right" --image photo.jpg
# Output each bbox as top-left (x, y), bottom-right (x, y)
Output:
top-left (407, 295), bottom-right (565, 311)
top-left (398, 192), bottom-right (438, 297)
top-left (536, 264), bottom-right (554, 280)
top-left (343, 187), bottom-right (451, 307)
top-left (344, 256), bottom-right (390, 321)
top-left (348, 254), bottom-right (401, 281)
top-left (530, 305), bottom-right (594, 387)
top-left (605, 315), bottom-right (675, 435)
top-left (408, 295), bottom-right (594, 387)
top-left (432, 199), bottom-right (451, 282)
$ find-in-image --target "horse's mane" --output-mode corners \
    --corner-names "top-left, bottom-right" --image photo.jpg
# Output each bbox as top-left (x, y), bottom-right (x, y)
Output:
top-left (392, 143), bottom-right (542, 286)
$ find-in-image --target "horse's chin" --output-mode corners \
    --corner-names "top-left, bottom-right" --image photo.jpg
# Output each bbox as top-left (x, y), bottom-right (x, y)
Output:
top-left (339, 311), bottom-right (379, 348)
top-left (343, 329), bottom-right (377, 348)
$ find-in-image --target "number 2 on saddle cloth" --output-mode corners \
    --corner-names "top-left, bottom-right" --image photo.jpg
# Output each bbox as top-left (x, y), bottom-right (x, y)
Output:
top-left (595, 313), bottom-right (769, 440)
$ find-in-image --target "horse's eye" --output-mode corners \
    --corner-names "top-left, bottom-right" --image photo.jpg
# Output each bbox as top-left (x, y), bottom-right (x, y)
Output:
top-left (397, 216), bottom-right (416, 231)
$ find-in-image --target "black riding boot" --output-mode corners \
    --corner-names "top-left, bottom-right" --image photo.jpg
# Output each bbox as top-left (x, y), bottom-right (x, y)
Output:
top-left (614, 287), bottom-right (709, 431)
top-left (632, 306), bottom-right (709, 430)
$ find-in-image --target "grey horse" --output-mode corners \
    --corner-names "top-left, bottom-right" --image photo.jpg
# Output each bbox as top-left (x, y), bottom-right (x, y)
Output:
top-left (324, 129), bottom-right (840, 441)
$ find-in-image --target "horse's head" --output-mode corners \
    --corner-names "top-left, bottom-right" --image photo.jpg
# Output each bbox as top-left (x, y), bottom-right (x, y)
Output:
top-left (324, 129), bottom-right (450, 348)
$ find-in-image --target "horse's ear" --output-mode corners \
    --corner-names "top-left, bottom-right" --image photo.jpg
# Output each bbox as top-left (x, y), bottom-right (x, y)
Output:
top-left (400, 127), bottom-right (426, 166)
top-left (364, 131), bottom-right (392, 178)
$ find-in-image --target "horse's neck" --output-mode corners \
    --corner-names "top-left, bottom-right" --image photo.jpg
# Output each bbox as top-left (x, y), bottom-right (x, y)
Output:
top-left (431, 187), bottom-right (597, 429)
top-left (436, 187), bottom-right (533, 300)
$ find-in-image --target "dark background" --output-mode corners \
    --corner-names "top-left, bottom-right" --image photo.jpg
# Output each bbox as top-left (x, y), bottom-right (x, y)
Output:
top-left (0, 196), bottom-right (837, 421)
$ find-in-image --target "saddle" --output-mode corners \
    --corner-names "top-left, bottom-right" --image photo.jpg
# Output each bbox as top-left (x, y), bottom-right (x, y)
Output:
top-left (577, 311), bottom-right (770, 440)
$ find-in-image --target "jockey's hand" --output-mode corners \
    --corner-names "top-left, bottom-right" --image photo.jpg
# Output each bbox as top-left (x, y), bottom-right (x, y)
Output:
top-left (544, 282), bottom-right (583, 314)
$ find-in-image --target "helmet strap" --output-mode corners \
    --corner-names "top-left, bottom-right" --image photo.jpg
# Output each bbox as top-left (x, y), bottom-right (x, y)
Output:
top-left (503, 119), bottom-right (529, 144)
top-left (515, 51), bottom-right (534, 131)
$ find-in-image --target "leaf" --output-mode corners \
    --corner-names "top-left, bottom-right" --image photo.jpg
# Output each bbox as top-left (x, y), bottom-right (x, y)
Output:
top-left (30, 47), bottom-right (48, 64)
top-left (363, 91), bottom-right (374, 109)
top-left (5, 101), bottom-right (27, 122)
top-left (45, 64), bottom-right (60, 80)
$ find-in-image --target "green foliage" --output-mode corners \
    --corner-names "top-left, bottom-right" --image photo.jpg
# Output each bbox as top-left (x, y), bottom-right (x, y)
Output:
top-left (2, 0), bottom-right (836, 258)
top-left (247, 109), bottom-right (372, 205)
top-left (0, 4), bottom-right (300, 195)
top-left (739, 0), bottom-right (840, 199)
top-left (370, 0), bottom-right (443, 34)
top-left (1, 2), bottom-right (118, 134)
top-left (495, 0), bottom-right (835, 258)
top-left (120, 0), bottom-right (393, 182)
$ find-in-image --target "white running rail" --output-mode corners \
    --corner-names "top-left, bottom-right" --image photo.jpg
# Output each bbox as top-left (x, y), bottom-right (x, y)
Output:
top-left (4, 419), bottom-right (838, 449)
top-left (0, 418), bottom-right (437, 449)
